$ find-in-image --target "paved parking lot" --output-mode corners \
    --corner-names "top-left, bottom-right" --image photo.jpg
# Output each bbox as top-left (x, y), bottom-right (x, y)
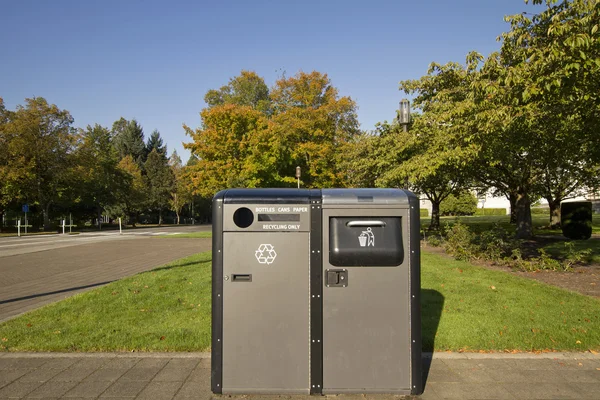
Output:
top-left (0, 227), bottom-right (211, 322)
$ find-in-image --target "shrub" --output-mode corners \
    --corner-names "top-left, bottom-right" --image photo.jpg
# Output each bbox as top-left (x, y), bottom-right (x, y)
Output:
top-left (420, 209), bottom-right (429, 217)
top-left (474, 208), bottom-right (506, 216)
top-left (440, 192), bottom-right (477, 216)
top-left (443, 222), bottom-right (478, 261)
top-left (561, 201), bottom-right (592, 240)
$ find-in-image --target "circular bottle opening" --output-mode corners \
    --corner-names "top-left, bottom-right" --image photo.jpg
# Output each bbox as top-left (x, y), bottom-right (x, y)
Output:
top-left (233, 207), bottom-right (254, 228)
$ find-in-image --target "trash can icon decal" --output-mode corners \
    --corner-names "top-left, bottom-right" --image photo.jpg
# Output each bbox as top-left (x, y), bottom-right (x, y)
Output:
top-left (358, 227), bottom-right (374, 247)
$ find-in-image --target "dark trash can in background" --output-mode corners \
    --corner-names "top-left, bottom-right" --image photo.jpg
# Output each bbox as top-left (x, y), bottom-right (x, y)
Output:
top-left (212, 188), bottom-right (421, 395)
top-left (561, 201), bottom-right (593, 240)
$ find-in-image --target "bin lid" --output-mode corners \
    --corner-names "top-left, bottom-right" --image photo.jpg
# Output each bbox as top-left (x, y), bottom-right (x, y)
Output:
top-left (321, 188), bottom-right (415, 205)
top-left (219, 188), bottom-right (312, 204)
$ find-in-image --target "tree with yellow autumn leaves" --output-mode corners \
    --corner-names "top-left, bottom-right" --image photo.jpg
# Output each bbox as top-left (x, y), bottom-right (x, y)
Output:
top-left (183, 70), bottom-right (360, 197)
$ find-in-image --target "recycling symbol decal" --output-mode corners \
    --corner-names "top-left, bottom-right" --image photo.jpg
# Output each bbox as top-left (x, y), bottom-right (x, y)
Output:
top-left (255, 244), bottom-right (277, 265)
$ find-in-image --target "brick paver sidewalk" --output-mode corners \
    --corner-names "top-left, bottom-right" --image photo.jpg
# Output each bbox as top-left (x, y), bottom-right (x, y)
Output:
top-left (0, 352), bottom-right (598, 399)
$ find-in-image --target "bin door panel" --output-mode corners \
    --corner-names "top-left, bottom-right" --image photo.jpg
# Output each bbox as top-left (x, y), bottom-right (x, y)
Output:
top-left (222, 232), bottom-right (310, 393)
top-left (322, 208), bottom-right (411, 392)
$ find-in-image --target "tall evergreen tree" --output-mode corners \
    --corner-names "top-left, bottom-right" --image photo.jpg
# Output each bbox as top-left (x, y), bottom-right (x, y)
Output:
top-left (112, 118), bottom-right (146, 164)
top-left (146, 129), bottom-right (167, 160)
top-left (145, 149), bottom-right (174, 225)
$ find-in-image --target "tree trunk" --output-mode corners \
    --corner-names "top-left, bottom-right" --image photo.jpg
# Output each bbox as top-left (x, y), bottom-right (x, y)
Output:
top-left (0, 211), bottom-right (3, 233)
top-left (509, 192), bottom-right (517, 224)
top-left (546, 198), bottom-right (561, 229)
top-left (43, 203), bottom-right (51, 231)
top-left (176, 211), bottom-right (180, 225)
top-left (515, 190), bottom-right (533, 239)
top-left (429, 201), bottom-right (441, 231)
top-left (158, 208), bottom-right (163, 226)
top-left (97, 206), bottom-right (102, 230)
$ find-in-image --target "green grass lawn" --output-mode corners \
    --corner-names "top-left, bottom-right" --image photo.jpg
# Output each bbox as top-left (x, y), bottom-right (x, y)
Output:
top-left (421, 214), bottom-right (600, 235)
top-left (0, 252), bottom-right (212, 352)
top-left (1, 250), bottom-right (599, 352)
top-left (156, 231), bottom-right (212, 239)
top-left (421, 251), bottom-right (600, 352)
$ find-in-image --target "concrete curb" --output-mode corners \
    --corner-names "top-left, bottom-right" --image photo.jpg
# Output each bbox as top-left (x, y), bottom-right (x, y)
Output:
top-left (0, 351), bottom-right (597, 359)
top-left (0, 352), bottom-right (211, 359)
top-left (426, 351), bottom-right (600, 359)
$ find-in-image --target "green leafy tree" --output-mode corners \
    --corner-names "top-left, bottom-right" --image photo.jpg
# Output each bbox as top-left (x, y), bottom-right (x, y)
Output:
top-left (392, 61), bottom-right (479, 230)
top-left (145, 149), bottom-right (174, 225)
top-left (440, 191), bottom-right (478, 216)
top-left (0, 98), bottom-right (13, 231)
top-left (3, 97), bottom-right (76, 230)
top-left (113, 155), bottom-right (146, 226)
top-left (204, 70), bottom-right (271, 113)
top-left (74, 124), bottom-right (128, 229)
top-left (269, 71), bottom-right (360, 188)
top-left (184, 104), bottom-right (272, 196)
top-left (168, 150), bottom-right (192, 224)
top-left (498, 0), bottom-right (600, 228)
top-left (185, 70), bottom-right (360, 195)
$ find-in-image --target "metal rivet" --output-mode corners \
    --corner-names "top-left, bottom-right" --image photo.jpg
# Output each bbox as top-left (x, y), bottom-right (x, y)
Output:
top-left (312, 340), bottom-right (315, 342)
top-left (412, 295), bottom-right (415, 298)
top-left (413, 340), bottom-right (416, 343)
top-left (317, 340), bottom-right (320, 343)
top-left (217, 384), bottom-right (220, 386)
top-left (312, 295), bottom-right (315, 298)
top-left (312, 250), bottom-right (315, 253)
top-left (317, 385), bottom-right (320, 388)
top-left (217, 294), bottom-right (221, 297)
top-left (317, 250), bottom-right (320, 253)
top-left (312, 385), bottom-right (315, 388)
top-left (224, 276), bottom-right (229, 281)
top-left (217, 339), bottom-right (220, 342)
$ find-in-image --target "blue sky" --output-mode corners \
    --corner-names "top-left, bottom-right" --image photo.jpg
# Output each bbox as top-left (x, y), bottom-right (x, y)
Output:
top-left (1, 0), bottom-right (545, 161)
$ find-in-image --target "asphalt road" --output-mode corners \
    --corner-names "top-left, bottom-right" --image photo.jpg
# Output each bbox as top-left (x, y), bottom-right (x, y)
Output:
top-left (0, 225), bottom-right (212, 323)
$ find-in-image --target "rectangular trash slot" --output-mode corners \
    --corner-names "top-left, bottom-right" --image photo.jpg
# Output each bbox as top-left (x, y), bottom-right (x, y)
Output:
top-left (232, 274), bottom-right (252, 282)
top-left (329, 217), bottom-right (403, 266)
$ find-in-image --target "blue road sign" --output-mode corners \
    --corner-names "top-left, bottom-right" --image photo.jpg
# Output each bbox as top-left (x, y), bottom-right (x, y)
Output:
top-left (22, 204), bottom-right (29, 213)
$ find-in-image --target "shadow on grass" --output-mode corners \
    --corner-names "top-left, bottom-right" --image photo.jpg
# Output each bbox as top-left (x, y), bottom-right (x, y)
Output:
top-left (421, 289), bottom-right (444, 390)
top-left (0, 281), bottom-right (114, 304)
top-left (152, 256), bottom-right (213, 272)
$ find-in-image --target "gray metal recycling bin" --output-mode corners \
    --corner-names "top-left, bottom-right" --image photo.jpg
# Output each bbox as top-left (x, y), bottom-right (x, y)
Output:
top-left (212, 188), bottom-right (421, 395)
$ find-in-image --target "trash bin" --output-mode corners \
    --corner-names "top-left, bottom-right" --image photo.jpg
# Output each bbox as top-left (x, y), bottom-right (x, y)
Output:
top-left (212, 188), bottom-right (421, 395)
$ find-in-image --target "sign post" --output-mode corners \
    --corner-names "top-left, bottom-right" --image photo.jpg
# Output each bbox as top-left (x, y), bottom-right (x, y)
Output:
top-left (296, 166), bottom-right (301, 189)
top-left (17, 220), bottom-right (21, 237)
top-left (22, 204), bottom-right (29, 235)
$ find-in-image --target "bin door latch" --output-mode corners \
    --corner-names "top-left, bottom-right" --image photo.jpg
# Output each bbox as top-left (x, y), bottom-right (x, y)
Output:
top-left (325, 269), bottom-right (348, 287)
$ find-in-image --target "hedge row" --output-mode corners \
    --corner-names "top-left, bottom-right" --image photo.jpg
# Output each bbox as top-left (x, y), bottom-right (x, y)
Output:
top-left (474, 208), bottom-right (506, 216)
top-left (531, 207), bottom-right (550, 215)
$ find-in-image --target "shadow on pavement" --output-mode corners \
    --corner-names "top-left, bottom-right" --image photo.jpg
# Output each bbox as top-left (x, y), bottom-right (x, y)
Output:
top-left (421, 288), bottom-right (444, 388)
top-left (0, 281), bottom-right (114, 304)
